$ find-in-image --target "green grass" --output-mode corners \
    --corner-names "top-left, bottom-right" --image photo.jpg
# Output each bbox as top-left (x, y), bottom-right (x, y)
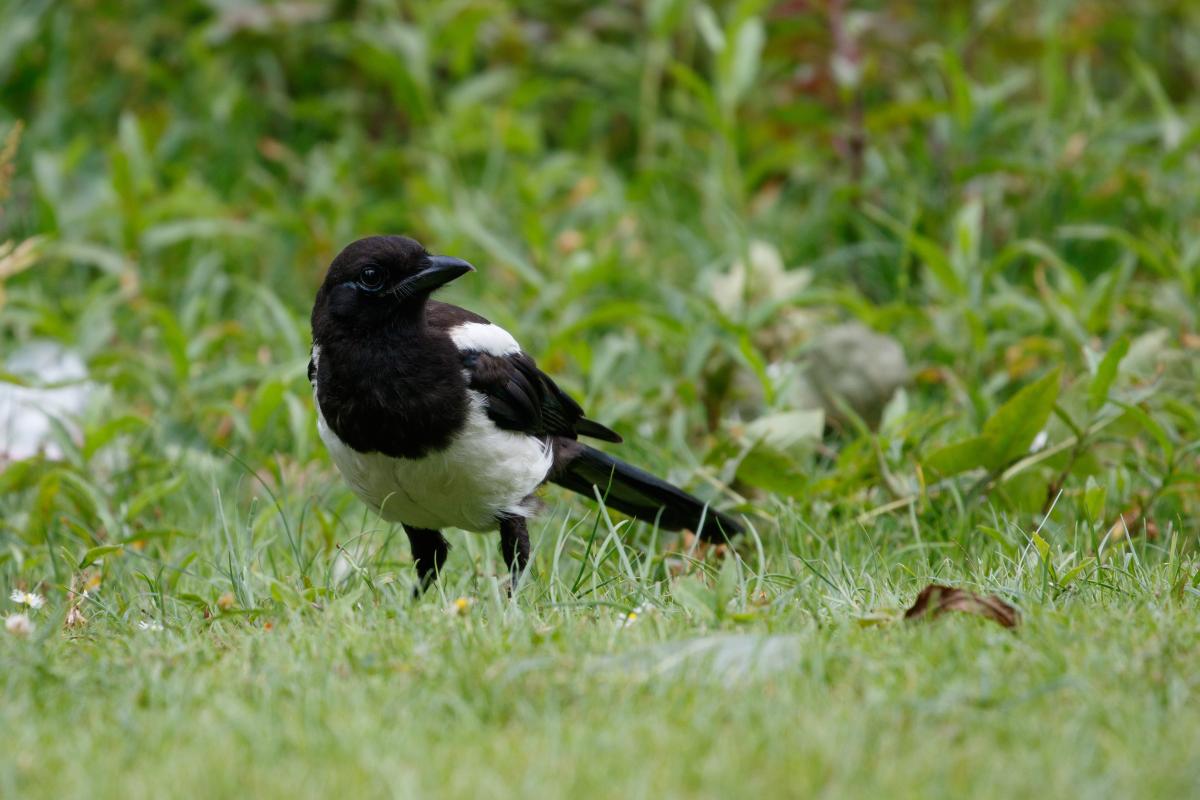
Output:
top-left (2, 1), bottom-right (1200, 797)
top-left (5, 533), bottom-right (1200, 798)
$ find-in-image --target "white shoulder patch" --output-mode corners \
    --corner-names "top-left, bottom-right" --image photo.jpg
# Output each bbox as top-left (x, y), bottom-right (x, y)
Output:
top-left (449, 322), bottom-right (521, 356)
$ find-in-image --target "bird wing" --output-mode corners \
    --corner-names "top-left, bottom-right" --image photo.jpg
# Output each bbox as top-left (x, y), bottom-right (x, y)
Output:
top-left (461, 349), bottom-right (622, 442)
top-left (427, 302), bottom-right (622, 443)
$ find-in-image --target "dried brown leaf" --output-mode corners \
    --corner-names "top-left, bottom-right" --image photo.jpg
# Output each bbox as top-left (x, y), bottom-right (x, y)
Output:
top-left (662, 531), bottom-right (731, 577)
top-left (904, 583), bottom-right (1020, 629)
top-left (1106, 507), bottom-right (1159, 542)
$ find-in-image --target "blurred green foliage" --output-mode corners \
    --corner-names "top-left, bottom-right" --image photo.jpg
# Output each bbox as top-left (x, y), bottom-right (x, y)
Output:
top-left (0, 0), bottom-right (1198, 594)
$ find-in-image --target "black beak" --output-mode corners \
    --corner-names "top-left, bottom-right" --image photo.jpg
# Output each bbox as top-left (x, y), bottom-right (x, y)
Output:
top-left (395, 255), bottom-right (475, 298)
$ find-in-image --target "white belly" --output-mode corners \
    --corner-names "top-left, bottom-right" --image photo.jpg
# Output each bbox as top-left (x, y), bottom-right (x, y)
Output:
top-left (316, 392), bottom-right (553, 532)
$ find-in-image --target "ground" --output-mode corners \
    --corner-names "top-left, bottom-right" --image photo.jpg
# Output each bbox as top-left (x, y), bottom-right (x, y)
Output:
top-left (5, 536), bottom-right (1200, 797)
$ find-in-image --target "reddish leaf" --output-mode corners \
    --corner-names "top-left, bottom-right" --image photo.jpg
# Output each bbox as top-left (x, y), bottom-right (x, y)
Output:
top-left (904, 584), bottom-right (1020, 628)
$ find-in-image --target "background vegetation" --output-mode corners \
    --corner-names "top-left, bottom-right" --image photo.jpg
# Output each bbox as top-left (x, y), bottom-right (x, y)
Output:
top-left (1, 1), bottom-right (1198, 797)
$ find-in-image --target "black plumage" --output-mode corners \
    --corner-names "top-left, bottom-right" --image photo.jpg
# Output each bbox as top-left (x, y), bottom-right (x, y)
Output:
top-left (461, 350), bottom-right (622, 443)
top-left (310, 235), bottom-right (744, 590)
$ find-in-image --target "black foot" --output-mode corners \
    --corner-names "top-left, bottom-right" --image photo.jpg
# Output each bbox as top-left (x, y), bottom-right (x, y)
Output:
top-left (498, 516), bottom-right (531, 591)
top-left (406, 527), bottom-right (449, 595)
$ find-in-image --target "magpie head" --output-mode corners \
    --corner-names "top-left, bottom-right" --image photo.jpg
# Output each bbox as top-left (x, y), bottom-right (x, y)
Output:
top-left (312, 235), bottom-right (474, 336)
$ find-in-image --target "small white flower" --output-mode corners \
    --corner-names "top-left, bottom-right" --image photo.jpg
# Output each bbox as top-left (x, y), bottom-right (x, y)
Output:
top-left (10, 589), bottom-right (45, 609)
top-left (617, 604), bottom-right (650, 629)
top-left (137, 620), bottom-right (164, 632)
top-left (5, 613), bottom-right (33, 637)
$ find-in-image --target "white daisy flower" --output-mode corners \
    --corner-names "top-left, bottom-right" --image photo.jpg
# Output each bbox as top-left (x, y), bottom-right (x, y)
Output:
top-left (10, 589), bottom-right (45, 609)
top-left (5, 613), bottom-right (33, 637)
top-left (617, 603), bottom-right (650, 629)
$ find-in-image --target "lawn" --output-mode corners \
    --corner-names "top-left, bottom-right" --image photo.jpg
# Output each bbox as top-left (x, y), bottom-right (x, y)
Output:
top-left (1, 1), bottom-right (1199, 798)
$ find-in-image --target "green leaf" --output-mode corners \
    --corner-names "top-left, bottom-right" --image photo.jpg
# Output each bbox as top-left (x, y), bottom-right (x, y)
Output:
top-left (56, 470), bottom-right (118, 533)
top-left (0, 458), bottom-right (47, 496)
top-left (1057, 225), bottom-right (1170, 279)
top-left (249, 379), bottom-right (286, 433)
top-left (1031, 532), bottom-right (1051, 564)
top-left (980, 368), bottom-right (1062, 469)
top-left (125, 474), bottom-right (185, 521)
top-left (714, 556), bottom-right (740, 612)
top-left (1058, 557), bottom-right (1095, 588)
top-left (79, 544), bottom-right (124, 569)
top-left (735, 444), bottom-right (808, 497)
top-left (743, 410), bottom-right (824, 454)
top-left (269, 578), bottom-right (306, 609)
top-left (27, 470), bottom-right (63, 542)
top-left (736, 332), bottom-right (775, 406)
top-left (671, 576), bottom-right (717, 622)
top-left (1117, 402), bottom-right (1175, 462)
top-left (149, 304), bottom-right (190, 381)
top-left (951, 197), bottom-right (983, 280)
top-left (175, 593), bottom-right (210, 610)
top-left (864, 204), bottom-right (965, 298)
top-left (723, 16), bottom-right (764, 108)
top-left (1130, 54), bottom-right (1185, 150)
top-left (694, 4), bottom-right (725, 52)
top-left (1088, 337), bottom-right (1130, 413)
top-left (925, 435), bottom-right (994, 477)
top-left (647, 0), bottom-right (689, 35)
top-left (942, 48), bottom-right (974, 127)
top-left (82, 415), bottom-right (146, 462)
top-left (47, 241), bottom-right (134, 277)
top-left (977, 526), bottom-right (1006, 547)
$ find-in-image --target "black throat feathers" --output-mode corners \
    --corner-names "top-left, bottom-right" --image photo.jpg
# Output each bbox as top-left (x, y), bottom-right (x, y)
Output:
top-left (312, 318), bottom-right (469, 460)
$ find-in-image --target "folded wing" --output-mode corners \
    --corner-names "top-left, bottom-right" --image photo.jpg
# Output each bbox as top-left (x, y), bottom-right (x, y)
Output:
top-left (461, 349), bottom-right (622, 443)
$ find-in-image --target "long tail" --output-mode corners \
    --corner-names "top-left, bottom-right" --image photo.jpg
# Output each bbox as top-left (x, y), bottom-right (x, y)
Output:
top-left (549, 441), bottom-right (743, 541)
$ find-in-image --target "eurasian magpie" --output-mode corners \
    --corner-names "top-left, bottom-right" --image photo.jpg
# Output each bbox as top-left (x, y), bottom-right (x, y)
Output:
top-left (309, 235), bottom-right (743, 589)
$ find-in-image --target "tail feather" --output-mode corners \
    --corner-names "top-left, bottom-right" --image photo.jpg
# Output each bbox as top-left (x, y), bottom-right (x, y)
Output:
top-left (549, 442), bottom-right (743, 541)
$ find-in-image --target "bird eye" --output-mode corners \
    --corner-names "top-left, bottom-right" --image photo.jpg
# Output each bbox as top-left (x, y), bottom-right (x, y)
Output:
top-left (358, 266), bottom-right (384, 290)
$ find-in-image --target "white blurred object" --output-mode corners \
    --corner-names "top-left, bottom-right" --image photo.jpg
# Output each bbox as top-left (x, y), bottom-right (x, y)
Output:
top-left (0, 340), bottom-right (92, 463)
top-left (711, 240), bottom-right (812, 317)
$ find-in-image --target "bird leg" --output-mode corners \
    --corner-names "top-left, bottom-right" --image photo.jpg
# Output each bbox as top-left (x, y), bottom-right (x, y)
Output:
top-left (405, 527), bottom-right (449, 594)
top-left (498, 516), bottom-right (531, 588)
